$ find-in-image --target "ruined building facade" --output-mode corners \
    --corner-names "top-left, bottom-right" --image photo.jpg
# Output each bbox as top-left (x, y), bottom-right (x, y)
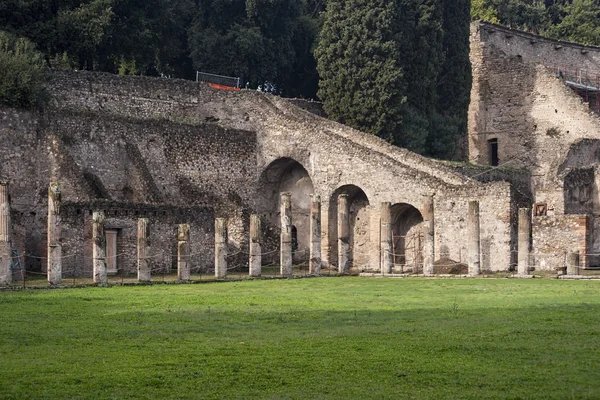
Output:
top-left (469, 21), bottom-right (600, 270)
top-left (0, 21), bottom-right (598, 281)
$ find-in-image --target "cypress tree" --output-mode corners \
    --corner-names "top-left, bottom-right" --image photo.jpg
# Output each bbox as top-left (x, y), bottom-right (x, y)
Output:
top-left (316, 0), bottom-right (472, 158)
top-left (315, 0), bottom-right (406, 142)
top-left (399, 0), bottom-right (444, 154)
top-left (428, 0), bottom-right (472, 159)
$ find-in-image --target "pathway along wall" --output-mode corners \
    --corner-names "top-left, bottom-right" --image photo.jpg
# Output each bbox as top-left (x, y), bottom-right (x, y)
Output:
top-left (0, 70), bottom-right (517, 277)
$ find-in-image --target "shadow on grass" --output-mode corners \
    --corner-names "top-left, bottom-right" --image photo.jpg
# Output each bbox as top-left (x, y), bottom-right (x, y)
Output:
top-left (1, 288), bottom-right (599, 399)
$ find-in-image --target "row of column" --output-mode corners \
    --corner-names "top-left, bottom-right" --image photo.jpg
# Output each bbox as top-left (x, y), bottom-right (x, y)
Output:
top-left (214, 193), bottom-right (323, 278)
top-left (214, 193), bottom-right (438, 278)
top-left (0, 180), bottom-right (564, 285)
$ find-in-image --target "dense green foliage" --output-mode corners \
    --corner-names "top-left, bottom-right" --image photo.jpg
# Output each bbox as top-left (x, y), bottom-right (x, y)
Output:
top-left (0, 278), bottom-right (599, 398)
top-left (316, 0), bottom-right (471, 158)
top-left (0, 31), bottom-right (46, 108)
top-left (314, 1), bottom-right (405, 143)
top-left (188, 0), bottom-right (321, 97)
top-left (0, 0), bottom-right (196, 78)
top-left (0, 0), bottom-right (322, 96)
top-left (472, 0), bottom-right (600, 46)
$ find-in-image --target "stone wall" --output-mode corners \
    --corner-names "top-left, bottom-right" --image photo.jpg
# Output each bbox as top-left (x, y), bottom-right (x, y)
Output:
top-left (0, 69), bottom-right (519, 276)
top-left (532, 215), bottom-right (589, 271)
top-left (468, 21), bottom-right (600, 269)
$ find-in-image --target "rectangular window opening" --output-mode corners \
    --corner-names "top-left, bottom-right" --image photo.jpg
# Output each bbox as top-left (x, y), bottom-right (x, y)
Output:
top-left (488, 138), bottom-right (499, 166)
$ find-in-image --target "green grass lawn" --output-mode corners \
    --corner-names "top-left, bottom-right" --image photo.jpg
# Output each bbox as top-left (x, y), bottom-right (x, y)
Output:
top-left (1, 277), bottom-right (599, 399)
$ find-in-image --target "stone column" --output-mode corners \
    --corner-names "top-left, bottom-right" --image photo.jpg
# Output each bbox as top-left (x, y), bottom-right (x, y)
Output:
top-left (517, 208), bottom-right (531, 276)
top-left (249, 215), bottom-right (261, 277)
top-left (567, 251), bottom-right (580, 276)
top-left (369, 207), bottom-right (381, 272)
top-left (422, 195), bottom-right (435, 276)
top-left (178, 224), bottom-right (190, 281)
top-left (320, 198), bottom-right (331, 269)
top-left (468, 200), bottom-right (481, 276)
top-left (380, 202), bottom-right (393, 275)
top-left (0, 181), bottom-right (11, 285)
top-left (309, 195), bottom-right (322, 275)
top-left (47, 182), bottom-right (62, 285)
top-left (92, 211), bottom-right (107, 285)
top-left (280, 192), bottom-right (293, 276)
top-left (137, 218), bottom-right (151, 282)
top-left (337, 194), bottom-right (350, 274)
top-left (215, 218), bottom-right (228, 278)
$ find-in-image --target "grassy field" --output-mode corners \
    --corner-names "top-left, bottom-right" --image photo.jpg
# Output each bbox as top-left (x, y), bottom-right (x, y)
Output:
top-left (0, 277), bottom-right (599, 399)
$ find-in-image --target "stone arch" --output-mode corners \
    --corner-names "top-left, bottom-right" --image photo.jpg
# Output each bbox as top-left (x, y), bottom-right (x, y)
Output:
top-left (390, 203), bottom-right (424, 272)
top-left (328, 185), bottom-right (370, 272)
top-left (257, 158), bottom-right (314, 263)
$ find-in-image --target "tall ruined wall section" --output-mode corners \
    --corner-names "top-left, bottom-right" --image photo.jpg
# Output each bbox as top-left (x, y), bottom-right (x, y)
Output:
top-left (469, 21), bottom-right (600, 268)
top-left (469, 21), bottom-right (600, 171)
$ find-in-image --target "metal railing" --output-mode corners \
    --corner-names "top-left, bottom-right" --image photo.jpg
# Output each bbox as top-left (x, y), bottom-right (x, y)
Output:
top-left (196, 71), bottom-right (241, 89)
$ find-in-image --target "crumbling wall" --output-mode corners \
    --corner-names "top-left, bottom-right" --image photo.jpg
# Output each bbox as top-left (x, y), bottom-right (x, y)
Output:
top-left (0, 69), bottom-right (520, 275)
top-left (469, 21), bottom-right (600, 269)
top-left (532, 215), bottom-right (589, 271)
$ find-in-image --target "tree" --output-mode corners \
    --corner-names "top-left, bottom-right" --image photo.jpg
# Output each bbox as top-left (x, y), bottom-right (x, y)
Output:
top-left (430, 0), bottom-right (472, 159)
top-left (316, 0), bottom-right (472, 158)
top-left (89, 0), bottom-right (195, 77)
top-left (471, 0), bottom-right (500, 22)
top-left (188, 0), bottom-right (317, 95)
top-left (315, 0), bottom-right (405, 143)
top-left (0, 0), bottom-right (196, 77)
top-left (549, 0), bottom-right (600, 45)
top-left (469, 0), bottom-right (600, 46)
top-left (0, 31), bottom-right (47, 108)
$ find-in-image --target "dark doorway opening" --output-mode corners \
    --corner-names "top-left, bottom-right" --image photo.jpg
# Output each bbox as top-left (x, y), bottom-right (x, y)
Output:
top-left (488, 138), bottom-right (499, 166)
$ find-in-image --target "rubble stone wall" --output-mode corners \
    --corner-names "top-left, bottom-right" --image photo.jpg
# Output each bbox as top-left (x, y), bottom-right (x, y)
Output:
top-left (0, 70), bottom-right (517, 274)
top-left (469, 21), bottom-right (600, 269)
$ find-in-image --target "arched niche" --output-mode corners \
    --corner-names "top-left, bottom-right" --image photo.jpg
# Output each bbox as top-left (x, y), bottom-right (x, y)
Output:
top-left (328, 185), bottom-right (370, 272)
top-left (391, 203), bottom-right (424, 272)
top-left (257, 158), bottom-right (314, 263)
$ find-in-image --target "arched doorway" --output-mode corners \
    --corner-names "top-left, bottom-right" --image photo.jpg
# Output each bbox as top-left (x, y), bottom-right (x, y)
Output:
top-left (328, 185), bottom-right (370, 272)
top-left (390, 203), bottom-right (424, 273)
top-left (258, 158), bottom-right (314, 263)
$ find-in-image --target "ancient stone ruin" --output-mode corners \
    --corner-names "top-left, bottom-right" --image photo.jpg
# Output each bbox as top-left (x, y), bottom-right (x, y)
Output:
top-left (0, 21), bottom-right (598, 284)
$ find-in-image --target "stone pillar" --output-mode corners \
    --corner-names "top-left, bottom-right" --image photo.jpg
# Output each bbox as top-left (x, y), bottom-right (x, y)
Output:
top-left (92, 211), bottom-right (107, 285)
top-left (137, 218), bottom-right (151, 282)
top-left (280, 192), bottom-right (293, 276)
top-left (422, 195), bottom-right (435, 276)
top-left (517, 208), bottom-right (531, 276)
top-left (369, 208), bottom-right (381, 272)
top-left (380, 202), bottom-right (393, 275)
top-left (249, 215), bottom-right (261, 277)
top-left (320, 198), bottom-right (331, 269)
top-left (0, 181), bottom-right (11, 285)
top-left (178, 224), bottom-right (190, 281)
top-left (337, 194), bottom-right (350, 274)
top-left (309, 195), bottom-right (322, 275)
top-left (215, 218), bottom-right (228, 278)
top-left (47, 182), bottom-right (62, 285)
top-left (567, 251), bottom-right (580, 276)
top-left (468, 200), bottom-right (481, 276)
